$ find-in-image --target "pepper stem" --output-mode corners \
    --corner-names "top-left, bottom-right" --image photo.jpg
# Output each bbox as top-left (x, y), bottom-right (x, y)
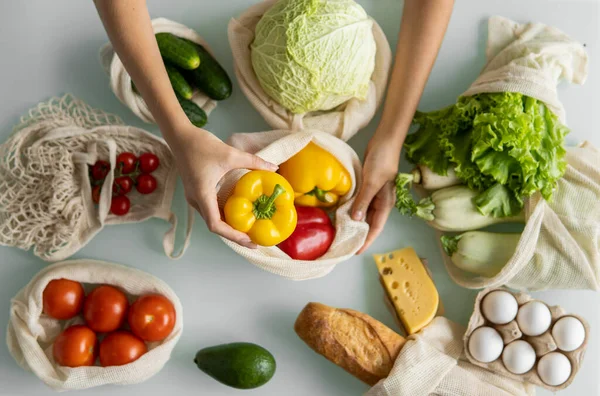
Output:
top-left (254, 184), bottom-right (285, 220)
top-left (308, 187), bottom-right (333, 203)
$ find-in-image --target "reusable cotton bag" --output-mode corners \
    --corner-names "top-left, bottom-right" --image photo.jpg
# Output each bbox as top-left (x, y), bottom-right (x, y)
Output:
top-left (100, 18), bottom-right (217, 124)
top-left (0, 95), bottom-right (192, 261)
top-left (6, 259), bottom-right (183, 391)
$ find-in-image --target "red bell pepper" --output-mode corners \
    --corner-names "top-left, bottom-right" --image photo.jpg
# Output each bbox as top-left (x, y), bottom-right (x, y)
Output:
top-left (278, 206), bottom-right (335, 260)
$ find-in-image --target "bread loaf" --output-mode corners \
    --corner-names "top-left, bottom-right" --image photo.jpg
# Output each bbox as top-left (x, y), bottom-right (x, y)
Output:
top-left (294, 302), bottom-right (406, 385)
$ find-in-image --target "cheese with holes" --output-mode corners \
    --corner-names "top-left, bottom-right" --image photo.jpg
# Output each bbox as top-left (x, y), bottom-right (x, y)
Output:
top-left (374, 247), bottom-right (439, 335)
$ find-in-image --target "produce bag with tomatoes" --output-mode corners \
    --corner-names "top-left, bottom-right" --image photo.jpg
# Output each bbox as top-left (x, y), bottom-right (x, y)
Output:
top-left (0, 95), bottom-right (193, 261)
top-left (216, 130), bottom-right (368, 280)
top-left (7, 259), bottom-right (183, 391)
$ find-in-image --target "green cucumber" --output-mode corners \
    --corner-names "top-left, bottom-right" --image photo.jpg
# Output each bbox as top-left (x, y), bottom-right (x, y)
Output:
top-left (156, 33), bottom-right (200, 70)
top-left (166, 65), bottom-right (193, 100)
top-left (184, 43), bottom-right (232, 101)
top-left (177, 95), bottom-right (207, 128)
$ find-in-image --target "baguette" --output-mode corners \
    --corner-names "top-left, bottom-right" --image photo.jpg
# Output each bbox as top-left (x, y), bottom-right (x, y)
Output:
top-left (294, 302), bottom-right (406, 386)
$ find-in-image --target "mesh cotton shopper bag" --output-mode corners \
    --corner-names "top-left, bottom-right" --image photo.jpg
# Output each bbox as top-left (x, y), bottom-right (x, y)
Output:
top-left (431, 16), bottom-right (596, 291)
top-left (366, 317), bottom-right (534, 396)
top-left (6, 259), bottom-right (183, 391)
top-left (0, 95), bottom-right (193, 261)
top-left (100, 18), bottom-right (217, 124)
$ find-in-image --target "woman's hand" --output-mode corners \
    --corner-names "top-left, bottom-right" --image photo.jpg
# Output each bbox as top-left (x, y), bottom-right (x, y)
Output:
top-left (352, 133), bottom-right (401, 254)
top-left (168, 123), bottom-right (278, 249)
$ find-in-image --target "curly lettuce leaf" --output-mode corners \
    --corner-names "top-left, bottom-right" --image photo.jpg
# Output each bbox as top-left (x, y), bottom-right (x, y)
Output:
top-left (473, 183), bottom-right (523, 218)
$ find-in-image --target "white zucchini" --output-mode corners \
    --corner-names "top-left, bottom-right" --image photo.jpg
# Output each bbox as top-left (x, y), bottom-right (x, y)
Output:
top-left (441, 231), bottom-right (521, 277)
top-left (412, 165), bottom-right (461, 190)
top-left (418, 185), bottom-right (525, 231)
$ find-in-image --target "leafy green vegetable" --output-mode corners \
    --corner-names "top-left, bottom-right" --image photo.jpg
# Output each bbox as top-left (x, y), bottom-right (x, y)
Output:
top-left (251, 0), bottom-right (376, 114)
top-left (404, 93), bottom-right (568, 217)
top-left (394, 174), bottom-right (435, 221)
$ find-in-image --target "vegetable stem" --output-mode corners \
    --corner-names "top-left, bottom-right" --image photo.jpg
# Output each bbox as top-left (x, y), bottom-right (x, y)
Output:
top-left (254, 184), bottom-right (285, 219)
top-left (440, 235), bottom-right (462, 255)
top-left (415, 197), bottom-right (435, 221)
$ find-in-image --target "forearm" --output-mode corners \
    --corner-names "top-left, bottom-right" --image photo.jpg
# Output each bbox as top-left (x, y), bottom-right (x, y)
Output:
top-left (94, 0), bottom-right (202, 144)
top-left (376, 0), bottom-right (454, 148)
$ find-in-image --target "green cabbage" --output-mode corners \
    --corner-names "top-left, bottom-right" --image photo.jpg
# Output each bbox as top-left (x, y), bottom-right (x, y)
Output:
top-left (251, 0), bottom-right (376, 114)
top-left (402, 93), bottom-right (569, 218)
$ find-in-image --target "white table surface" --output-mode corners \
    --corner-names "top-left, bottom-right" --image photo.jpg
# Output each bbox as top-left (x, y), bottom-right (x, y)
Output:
top-left (0, 1), bottom-right (598, 395)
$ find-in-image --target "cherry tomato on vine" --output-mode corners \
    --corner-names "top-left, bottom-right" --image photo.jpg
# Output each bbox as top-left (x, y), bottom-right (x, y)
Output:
top-left (91, 160), bottom-right (110, 181)
top-left (92, 185), bottom-right (102, 204)
top-left (113, 176), bottom-right (133, 196)
top-left (128, 294), bottom-right (176, 341)
top-left (99, 331), bottom-right (147, 367)
top-left (110, 196), bottom-right (131, 216)
top-left (116, 152), bottom-right (137, 174)
top-left (43, 279), bottom-right (85, 320)
top-left (83, 285), bottom-right (129, 333)
top-left (136, 174), bottom-right (157, 195)
top-left (53, 325), bottom-right (97, 367)
top-left (138, 153), bottom-right (159, 174)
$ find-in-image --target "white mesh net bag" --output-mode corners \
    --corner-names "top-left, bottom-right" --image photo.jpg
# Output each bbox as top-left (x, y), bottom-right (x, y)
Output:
top-left (216, 130), bottom-right (369, 280)
top-left (0, 95), bottom-right (193, 261)
top-left (99, 17), bottom-right (218, 124)
top-left (366, 317), bottom-right (534, 396)
top-left (6, 259), bottom-right (183, 391)
top-left (228, 0), bottom-right (392, 141)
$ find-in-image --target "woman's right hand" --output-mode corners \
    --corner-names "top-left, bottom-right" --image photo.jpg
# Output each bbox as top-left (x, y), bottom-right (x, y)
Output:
top-left (167, 122), bottom-right (278, 249)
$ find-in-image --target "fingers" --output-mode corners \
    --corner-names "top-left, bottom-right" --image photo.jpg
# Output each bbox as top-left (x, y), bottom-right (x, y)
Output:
top-left (191, 193), bottom-right (258, 249)
top-left (239, 152), bottom-right (278, 172)
top-left (356, 182), bottom-right (395, 255)
top-left (352, 178), bottom-right (380, 221)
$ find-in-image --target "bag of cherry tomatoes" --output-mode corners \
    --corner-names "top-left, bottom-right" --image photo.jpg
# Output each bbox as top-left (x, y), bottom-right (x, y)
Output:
top-left (0, 95), bottom-right (193, 261)
top-left (7, 259), bottom-right (183, 391)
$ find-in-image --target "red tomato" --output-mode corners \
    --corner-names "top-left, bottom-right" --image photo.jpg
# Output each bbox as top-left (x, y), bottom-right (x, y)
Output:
top-left (128, 294), bottom-right (176, 341)
top-left (113, 176), bottom-right (133, 196)
top-left (110, 196), bottom-right (130, 216)
top-left (91, 160), bottom-right (110, 181)
top-left (136, 174), bottom-right (157, 194)
top-left (138, 153), bottom-right (159, 174)
top-left (83, 285), bottom-right (129, 333)
top-left (43, 279), bottom-right (85, 320)
top-left (116, 152), bottom-right (137, 174)
top-left (92, 185), bottom-right (102, 204)
top-left (99, 331), bottom-right (147, 367)
top-left (53, 325), bottom-right (97, 367)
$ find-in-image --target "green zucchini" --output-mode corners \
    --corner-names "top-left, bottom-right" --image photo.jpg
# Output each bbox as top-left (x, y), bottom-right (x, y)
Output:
top-left (184, 42), bottom-right (232, 101)
top-left (177, 95), bottom-right (207, 128)
top-left (156, 33), bottom-right (200, 70)
top-left (166, 65), bottom-right (193, 100)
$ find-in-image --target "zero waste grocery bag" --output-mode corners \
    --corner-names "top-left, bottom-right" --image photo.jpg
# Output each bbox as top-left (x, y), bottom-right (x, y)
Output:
top-left (7, 260), bottom-right (183, 391)
top-left (0, 95), bottom-right (193, 261)
top-left (228, 0), bottom-right (392, 141)
top-left (366, 317), bottom-right (534, 396)
top-left (99, 18), bottom-right (217, 124)
top-left (216, 130), bottom-right (369, 280)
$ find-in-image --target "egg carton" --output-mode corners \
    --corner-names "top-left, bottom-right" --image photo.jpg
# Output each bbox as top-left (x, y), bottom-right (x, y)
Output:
top-left (464, 287), bottom-right (589, 391)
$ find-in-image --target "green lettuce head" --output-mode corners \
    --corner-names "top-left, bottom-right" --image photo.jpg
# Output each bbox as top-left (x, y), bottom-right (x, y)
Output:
top-left (251, 0), bottom-right (376, 114)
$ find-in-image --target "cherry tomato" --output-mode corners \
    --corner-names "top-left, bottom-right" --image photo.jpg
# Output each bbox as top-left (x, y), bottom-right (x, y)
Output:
top-left (110, 196), bottom-right (130, 216)
top-left (138, 153), bottom-right (160, 174)
top-left (99, 331), bottom-right (147, 367)
top-left (91, 160), bottom-right (110, 181)
top-left (113, 176), bottom-right (133, 196)
top-left (83, 285), bottom-right (129, 333)
top-left (43, 279), bottom-right (85, 320)
top-left (92, 185), bottom-right (102, 204)
top-left (128, 294), bottom-right (176, 342)
top-left (116, 152), bottom-right (137, 174)
top-left (136, 174), bottom-right (157, 195)
top-left (53, 325), bottom-right (97, 367)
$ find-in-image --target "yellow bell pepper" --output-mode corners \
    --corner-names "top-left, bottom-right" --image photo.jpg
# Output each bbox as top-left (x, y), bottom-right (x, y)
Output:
top-left (278, 143), bottom-right (352, 208)
top-left (224, 170), bottom-right (297, 246)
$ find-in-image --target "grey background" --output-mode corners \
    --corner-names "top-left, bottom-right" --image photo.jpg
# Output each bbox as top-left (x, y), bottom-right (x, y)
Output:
top-left (0, 1), bottom-right (598, 395)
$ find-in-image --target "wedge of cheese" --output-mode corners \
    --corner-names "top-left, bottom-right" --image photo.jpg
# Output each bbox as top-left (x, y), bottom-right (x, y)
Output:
top-left (374, 247), bottom-right (439, 335)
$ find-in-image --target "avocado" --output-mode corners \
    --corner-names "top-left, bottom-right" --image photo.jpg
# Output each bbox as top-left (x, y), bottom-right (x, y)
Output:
top-left (194, 342), bottom-right (276, 389)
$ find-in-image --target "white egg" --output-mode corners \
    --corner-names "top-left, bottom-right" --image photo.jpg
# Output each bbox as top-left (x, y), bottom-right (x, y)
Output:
top-left (481, 290), bottom-right (519, 325)
top-left (517, 301), bottom-right (552, 336)
top-left (537, 352), bottom-right (572, 386)
top-left (502, 340), bottom-right (536, 374)
top-left (552, 316), bottom-right (586, 352)
top-left (468, 326), bottom-right (504, 363)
